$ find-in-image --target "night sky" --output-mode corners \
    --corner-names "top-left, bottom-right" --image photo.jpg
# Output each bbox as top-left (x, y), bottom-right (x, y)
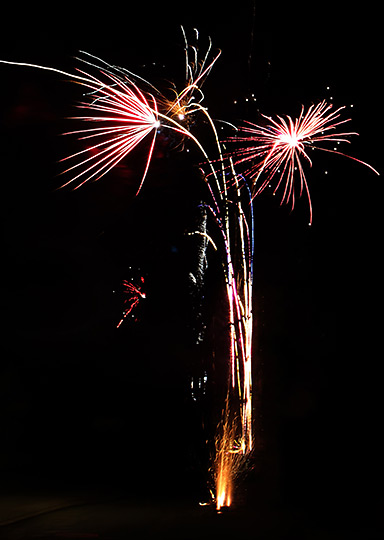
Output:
top-left (0, 2), bottom-right (382, 534)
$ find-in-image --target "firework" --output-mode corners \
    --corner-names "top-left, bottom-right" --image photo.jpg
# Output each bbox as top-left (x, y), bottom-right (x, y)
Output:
top-left (229, 100), bottom-right (379, 224)
top-left (116, 277), bottom-right (146, 329)
top-left (2, 32), bottom-right (380, 516)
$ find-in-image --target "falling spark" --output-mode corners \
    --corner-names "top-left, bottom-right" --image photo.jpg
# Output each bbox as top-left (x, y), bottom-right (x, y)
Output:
top-left (230, 100), bottom-right (379, 224)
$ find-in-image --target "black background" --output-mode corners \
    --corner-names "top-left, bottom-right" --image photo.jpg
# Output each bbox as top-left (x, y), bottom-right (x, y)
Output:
top-left (0, 1), bottom-right (382, 534)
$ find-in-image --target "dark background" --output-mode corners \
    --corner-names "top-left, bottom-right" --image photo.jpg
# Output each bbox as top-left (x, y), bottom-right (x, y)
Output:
top-left (0, 1), bottom-right (382, 534)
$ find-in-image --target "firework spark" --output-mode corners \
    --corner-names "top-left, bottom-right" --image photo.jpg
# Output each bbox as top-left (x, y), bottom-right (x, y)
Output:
top-left (230, 100), bottom-right (379, 224)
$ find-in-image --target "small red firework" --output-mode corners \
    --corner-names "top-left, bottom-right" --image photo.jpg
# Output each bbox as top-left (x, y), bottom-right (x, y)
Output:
top-left (116, 277), bottom-right (146, 329)
top-left (230, 100), bottom-right (379, 224)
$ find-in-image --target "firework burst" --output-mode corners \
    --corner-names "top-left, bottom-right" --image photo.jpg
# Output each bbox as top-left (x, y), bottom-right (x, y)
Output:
top-left (116, 277), bottom-right (146, 329)
top-left (229, 100), bottom-right (379, 224)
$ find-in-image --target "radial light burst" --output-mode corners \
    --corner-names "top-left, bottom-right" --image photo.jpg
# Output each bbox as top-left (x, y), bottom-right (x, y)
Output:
top-left (230, 100), bottom-right (379, 224)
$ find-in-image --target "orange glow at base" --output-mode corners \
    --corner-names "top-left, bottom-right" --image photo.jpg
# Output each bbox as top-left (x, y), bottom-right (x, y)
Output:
top-left (214, 402), bottom-right (244, 511)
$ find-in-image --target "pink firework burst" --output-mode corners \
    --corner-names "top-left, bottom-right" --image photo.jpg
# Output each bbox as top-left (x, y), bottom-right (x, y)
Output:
top-left (230, 100), bottom-right (379, 224)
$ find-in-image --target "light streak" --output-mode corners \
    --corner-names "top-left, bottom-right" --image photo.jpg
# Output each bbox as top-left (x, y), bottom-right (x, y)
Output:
top-left (229, 100), bottom-right (379, 224)
top-left (186, 230), bottom-right (218, 251)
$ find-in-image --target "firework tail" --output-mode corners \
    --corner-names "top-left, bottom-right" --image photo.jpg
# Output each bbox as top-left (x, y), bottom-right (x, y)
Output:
top-left (200, 153), bottom-right (255, 508)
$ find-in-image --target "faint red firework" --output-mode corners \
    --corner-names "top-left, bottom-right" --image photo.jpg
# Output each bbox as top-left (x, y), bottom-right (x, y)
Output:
top-left (116, 277), bottom-right (146, 328)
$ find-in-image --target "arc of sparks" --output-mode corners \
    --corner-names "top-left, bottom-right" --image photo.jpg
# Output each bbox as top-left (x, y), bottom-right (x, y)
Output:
top-left (186, 230), bottom-right (218, 251)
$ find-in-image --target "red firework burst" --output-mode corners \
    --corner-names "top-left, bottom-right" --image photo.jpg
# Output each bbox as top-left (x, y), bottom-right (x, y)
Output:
top-left (116, 277), bottom-right (146, 329)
